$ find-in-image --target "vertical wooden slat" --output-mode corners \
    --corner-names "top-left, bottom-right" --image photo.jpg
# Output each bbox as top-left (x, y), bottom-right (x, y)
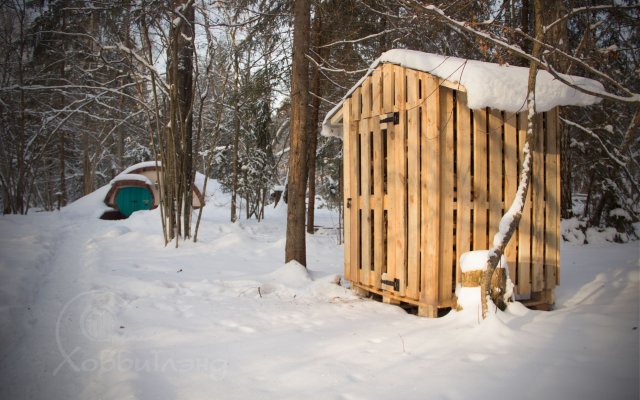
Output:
top-left (372, 117), bottom-right (384, 288)
top-left (372, 68), bottom-right (383, 117)
top-left (343, 100), bottom-right (352, 282)
top-left (473, 108), bottom-right (488, 250)
top-left (488, 109), bottom-right (503, 242)
top-left (393, 65), bottom-right (407, 297)
top-left (456, 92), bottom-right (471, 284)
top-left (384, 67), bottom-right (396, 286)
top-left (382, 64), bottom-right (394, 114)
top-left (361, 77), bottom-right (371, 119)
top-left (360, 118), bottom-right (371, 285)
top-left (545, 109), bottom-right (559, 290)
top-left (349, 92), bottom-right (361, 283)
top-left (439, 87), bottom-right (454, 305)
top-left (517, 112), bottom-right (532, 297)
top-left (532, 113), bottom-right (545, 292)
top-left (406, 70), bottom-right (420, 299)
top-left (419, 74), bottom-right (440, 317)
top-left (352, 87), bottom-right (362, 123)
top-left (504, 112), bottom-right (519, 284)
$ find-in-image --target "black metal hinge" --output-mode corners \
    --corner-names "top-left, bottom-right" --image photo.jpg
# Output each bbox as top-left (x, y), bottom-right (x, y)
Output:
top-left (346, 198), bottom-right (351, 208)
top-left (381, 278), bottom-right (400, 291)
top-left (380, 112), bottom-right (399, 125)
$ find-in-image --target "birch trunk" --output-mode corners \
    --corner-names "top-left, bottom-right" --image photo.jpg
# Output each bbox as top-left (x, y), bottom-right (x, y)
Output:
top-left (481, 0), bottom-right (544, 318)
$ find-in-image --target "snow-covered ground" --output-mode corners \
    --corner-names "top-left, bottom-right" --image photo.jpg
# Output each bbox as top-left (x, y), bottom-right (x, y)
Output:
top-left (0, 182), bottom-right (638, 400)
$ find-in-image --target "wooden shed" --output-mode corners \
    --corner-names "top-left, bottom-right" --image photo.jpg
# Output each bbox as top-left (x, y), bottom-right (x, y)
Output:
top-left (322, 50), bottom-right (601, 317)
top-left (104, 162), bottom-right (204, 218)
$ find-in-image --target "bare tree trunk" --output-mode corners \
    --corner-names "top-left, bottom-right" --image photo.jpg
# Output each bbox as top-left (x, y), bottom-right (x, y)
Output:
top-left (230, 42), bottom-right (240, 223)
top-left (306, 10), bottom-right (323, 234)
top-left (285, 0), bottom-right (311, 266)
top-left (162, 0), bottom-right (195, 245)
top-left (544, 1), bottom-right (573, 218)
top-left (481, 0), bottom-right (544, 318)
top-left (58, 129), bottom-right (66, 210)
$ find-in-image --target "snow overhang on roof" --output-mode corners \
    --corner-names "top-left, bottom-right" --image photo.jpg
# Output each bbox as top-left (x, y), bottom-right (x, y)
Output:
top-left (110, 173), bottom-right (154, 186)
top-left (321, 49), bottom-right (604, 139)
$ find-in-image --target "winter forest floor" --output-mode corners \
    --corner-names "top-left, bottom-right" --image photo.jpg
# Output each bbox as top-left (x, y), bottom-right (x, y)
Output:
top-left (0, 183), bottom-right (638, 400)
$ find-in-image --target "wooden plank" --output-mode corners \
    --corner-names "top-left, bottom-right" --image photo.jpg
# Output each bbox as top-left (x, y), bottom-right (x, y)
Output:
top-left (352, 87), bottom-right (361, 122)
top-left (504, 112), bottom-right (519, 284)
top-left (407, 79), bottom-right (420, 300)
top-left (488, 109), bottom-right (503, 242)
top-left (393, 65), bottom-right (407, 297)
top-left (473, 108), bottom-right (488, 250)
top-left (406, 69), bottom-right (419, 109)
top-left (385, 89), bottom-right (397, 289)
top-left (438, 87), bottom-right (454, 304)
top-left (359, 118), bottom-right (371, 285)
top-left (372, 67), bottom-right (383, 117)
top-left (381, 64), bottom-right (395, 291)
top-left (382, 64), bottom-right (394, 114)
top-left (361, 77), bottom-right (371, 119)
top-left (456, 92), bottom-right (472, 284)
top-left (419, 74), bottom-right (440, 317)
top-left (517, 111), bottom-right (532, 298)
top-left (349, 96), bottom-right (360, 283)
top-left (532, 113), bottom-right (545, 292)
top-left (342, 100), bottom-right (352, 282)
top-left (372, 117), bottom-right (384, 288)
top-left (545, 109), bottom-right (559, 290)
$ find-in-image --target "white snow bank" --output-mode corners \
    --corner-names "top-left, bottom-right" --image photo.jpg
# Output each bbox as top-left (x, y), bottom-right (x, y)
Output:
top-left (61, 184), bottom-right (113, 218)
top-left (258, 261), bottom-right (355, 302)
top-left (1, 190), bottom-right (638, 399)
top-left (266, 261), bottom-right (313, 288)
top-left (609, 208), bottom-right (631, 221)
top-left (561, 218), bottom-right (587, 244)
top-left (322, 49), bottom-right (603, 138)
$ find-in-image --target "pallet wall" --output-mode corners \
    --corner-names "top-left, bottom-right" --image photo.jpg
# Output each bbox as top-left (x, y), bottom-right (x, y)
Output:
top-left (342, 64), bottom-right (560, 316)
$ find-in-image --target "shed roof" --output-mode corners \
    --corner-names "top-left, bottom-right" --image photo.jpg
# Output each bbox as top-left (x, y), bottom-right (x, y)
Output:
top-left (321, 49), bottom-right (603, 139)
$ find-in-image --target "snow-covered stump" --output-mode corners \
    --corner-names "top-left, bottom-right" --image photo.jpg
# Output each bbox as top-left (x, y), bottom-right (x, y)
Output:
top-left (456, 251), bottom-right (514, 320)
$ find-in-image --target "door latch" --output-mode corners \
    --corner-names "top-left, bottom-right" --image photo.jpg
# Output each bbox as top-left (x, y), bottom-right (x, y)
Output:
top-left (380, 112), bottom-right (399, 125)
top-left (381, 278), bottom-right (400, 291)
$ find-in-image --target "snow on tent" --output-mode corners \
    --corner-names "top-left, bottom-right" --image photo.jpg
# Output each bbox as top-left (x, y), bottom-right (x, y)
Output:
top-left (102, 161), bottom-right (204, 219)
top-left (322, 49), bottom-right (602, 317)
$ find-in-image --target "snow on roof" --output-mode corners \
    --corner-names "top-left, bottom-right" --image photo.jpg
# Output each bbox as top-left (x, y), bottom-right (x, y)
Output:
top-left (116, 160), bottom-right (208, 194)
top-left (120, 160), bottom-right (162, 175)
top-left (110, 173), bottom-right (154, 186)
top-left (322, 49), bottom-right (603, 139)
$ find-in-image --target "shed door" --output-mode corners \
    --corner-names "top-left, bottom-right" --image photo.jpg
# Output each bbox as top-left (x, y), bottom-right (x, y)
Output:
top-left (115, 186), bottom-right (153, 217)
top-left (344, 112), bottom-right (410, 297)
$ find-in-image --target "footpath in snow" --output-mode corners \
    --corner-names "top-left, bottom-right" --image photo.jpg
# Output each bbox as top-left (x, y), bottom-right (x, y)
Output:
top-left (0, 184), bottom-right (638, 400)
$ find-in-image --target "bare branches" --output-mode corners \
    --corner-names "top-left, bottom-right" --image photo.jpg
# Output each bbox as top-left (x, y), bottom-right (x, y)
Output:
top-left (399, 0), bottom-right (640, 104)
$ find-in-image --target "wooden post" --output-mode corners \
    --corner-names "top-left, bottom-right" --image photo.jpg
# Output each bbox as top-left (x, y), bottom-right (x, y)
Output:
top-left (456, 92), bottom-right (472, 285)
top-left (406, 69), bottom-right (420, 299)
top-left (419, 74), bottom-right (440, 317)
top-left (438, 87), bottom-right (454, 305)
